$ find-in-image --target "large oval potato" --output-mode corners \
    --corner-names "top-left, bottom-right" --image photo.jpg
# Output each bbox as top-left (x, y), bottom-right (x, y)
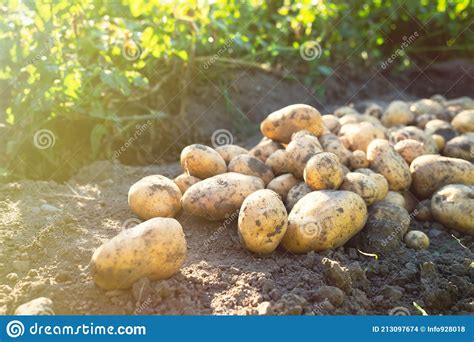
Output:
top-left (366, 139), bottom-right (411, 191)
top-left (267, 173), bottom-right (299, 200)
top-left (410, 99), bottom-right (445, 118)
top-left (91, 218), bottom-right (186, 290)
top-left (431, 184), bottom-right (474, 236)
top-left (354, 168), bottom-right (389, 202)
top-left (304, 152), bottom-right (344, 190)
top-left (238, 189), bottom-right (288, 254)
top-left (265, 149), bottom-right (289, 175)
top-left (174, 174), bottom-right (201, 193)
top-left (181, 172), bottom-right (264, 220)
top-left (215, 144), bottom-right (248, 163)
top-left (452, 109), bottom-right (474, 133)
top-left (285, 182), bottom-right (312, 211)
top-left (180, 144), bottom-right (227, 179)
top-left (228, 154), bottom-right (274, 185)
top-left (410, 155), bottom-right (474, 198)
top-left (249, 138), bottom-right (282, 162)
top-left (442, 135), bottom-right (474, 161)
top-left (286, 133), bottom-right (323, 178)
top-left (282, 191), bottom-right (367, 253)
top-left (260, 104), bottom-right (324, 143)
top-left (381, 100), bottom-right (414, 127)
top-left (128, 175), bottom-right (182, 220)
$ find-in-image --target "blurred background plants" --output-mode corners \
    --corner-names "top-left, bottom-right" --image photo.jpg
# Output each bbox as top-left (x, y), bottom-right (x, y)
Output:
top-left (0, 0), bottom-right (472, 181)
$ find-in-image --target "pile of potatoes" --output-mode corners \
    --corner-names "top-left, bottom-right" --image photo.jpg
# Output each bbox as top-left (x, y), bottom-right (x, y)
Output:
top-left (91, 97), bottom-right (474, 289)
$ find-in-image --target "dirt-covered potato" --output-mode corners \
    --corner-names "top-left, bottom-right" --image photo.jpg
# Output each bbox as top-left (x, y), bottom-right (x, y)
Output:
top-left (334, 106), bottom-right (359, 118)
top-left (414, 199), bottom-right (432, 221)
top-left (286, 133), bottom-right (323, 178)
top-left (282, 191), bottom-right (367, 253)
top-left (91, 218), bottom-right (186, 290)
top-left (389, 126), bottom-right (438, 154)
top-left (339, 114), bottom-right (359, 126)
top-left (425, 119), bottom-right (457, 142)
top-left (381, 191), bottom-right (406, 208)
top-left (410, 155), bottom-right (474, 198)
top-left (128, 175), bottom-right (182, 220)
top-left (228, 154), bottom-right (274, 185)
top-left (340, 172), bottom-right (380, 205)
top-left (304, 152), bottom-right (344, 190)
top-left (249, 138), bottom-right (282, 162)
top-left (339, 122), bottom-right (385, 152)
top-left (267, 173), bottom-right (299, 200)
top-left (366, 139), bottom-right (411, 191)
top-left (394, 139), bottom-right (427, 165)
top-left (180, 144), bottom-right (227, 179)
top-left (416, 113), bottom-right (437, 129)
top-left (404, 230), bottom-right (430, 250)
top-left (442, 135), bottom-right (474, 161)
top-left (319, 133), bottom-right (351, 165)
top-left (181, 172), bottom-right (264, 221)
top-left (355, 168), bottom-right (389, 202)
top-left (322, 114), bottom-right (341, 133)
top-left (238, 189), bottom-right (288, 254)
top-left (431, 134), bottom-right (445, 150)
top-left (265, 149), bottom-right (289, 175)
top-left (451, 109), bottom-right (474, 133)
top-left (260, 104), bottom-right (324, 143)
top-left (431, 184), bottom-right (474, 236)
top-left (381, 100), bottom-right (414, 127)
top-left (410, 99), bottom-right (445, 118)
top-left (350, 150), bottom-right (369, 169)
top-left (285, 182), bottom-right (312, 211)
top-left (365, 103), bottom-right (383, 119)
top-left (215, 144), bottom-right (248, 164)
top-left (174, 174), bottom-right (201, 193)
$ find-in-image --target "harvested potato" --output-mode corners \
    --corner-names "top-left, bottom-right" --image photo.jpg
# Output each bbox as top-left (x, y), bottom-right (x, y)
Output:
top-left (304, 152), bottom-right (344, 190)
top-left (404, 230), bottom-right (430, 250)
top-left (286, 133), bottom-right (323, 178)
top-left (340, 172), bottom-right (379, 205)
top-left (228, 154), bottom-right (274, 185)
top-left (410, 99), bottom-right (445, 117)
top-left (416, 113), bottom-right (437, 129)
top-left (249, 138), bottom-right (282, 162)
top-left (366, 139), bottom-right (411, 191)
top-left (355, 168), bottom-right (389, 202)
top-left (350, 150), bottom-right (369, 169)
top-left (180, 144), bottom-right (227, 179)
top-left (265, 149), bottom-right (289, 175)
top-left (322, 114), bottom-right (341, 133)
top-left (319, 133), bottom-right (351, 165)
top-left (285, 182), bottom-right (312, 211)
top-left (414, 199), bottom-right (432, 221)
top-left (389, 126), bottom-right (438, 154)
top-left (334, 106), bottom-right (359, 117)
top-left (431, 184), bottom-right (474, 236)
top-left (339, 122), bottom-right (385, 151)
top-left (267, 173), bottom-right (299, 200)
top-left (425, 119), bottom-right (457, 142)
top-left (339, 114), bottom-right (359, 126)
top-left (238, 189), bottom-right (288, 254)
top-left (128, 175), bottom-right (182, 220)
top-left (181, 172), bottom-right (264, 220)
top-left (174, 174), bottom-right (201, 193)
top-left (382, 100), bottom-right (414, 127)
top-left (381, 191), bottom-right (406, 208)
top-left (451, 109), bottom-right (474, 133)
top-left (365, 103), bottom-right (383, 119)
top-left (215, 144), bottom-right (248, 164)
top-left (282, 191), bottom-right (367, 253)
top-left (442, 135), bottom-right (474, 161)
top-left (91, 218), bottom-right (186, 290)
top-left (260, 104), bottom-right (324, 143)
top-left (410, 155), bottom-right (474, 198)
top-left (431, 134), bottom-right (445, 151)
top-left (394, 139), bottom-right (427, 164)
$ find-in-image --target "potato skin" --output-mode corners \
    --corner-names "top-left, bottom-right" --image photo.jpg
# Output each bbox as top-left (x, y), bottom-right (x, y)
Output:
top-left (339, 122), bottom-right (385, 152)
top-left (451, 109), bottom-right (474, 133)
top-left (286, 133), bottom-right (323, 178)
top-left (394, 139), bottom-right (427, 165)
top-left (174, 174), bottom-right (201, 193)
top-left (91, 218), bottom-right (186, 290)
top-left (354, 168), bottom-right (388, 201)
top-left (367, 139), bottom-right (412, 191)
top-left (265, 149), bottom-right (289, 175)
top-left (128, 175), bottom-right (182, 220)
top-left (238, 189), bottom-right (288, 254)
top-left (181, 172), bottom-right (264, 221)
top-left (228, 154), bottom-right (274, 185)
top-left (282, 191), bottom-right (367, 253)
top-left (180, 144), bottom-right (227, 179)
top-left (381, 191), bottom-right (406, 208)
top-left (340, 172), bottom-right (379, 205)
top-left (382, 100), bottom-right (414, 127)
top-left (410, 155), bottom-right (474, 199)
top-left (319, 134), bottom-right (351, 165)
top-left (404, 230), bottom-right (430, 250)
top-left (431, 184), bottom-right (474, 236)
top-left (442, 135), bottom-right (474, 161)
top-left (285, 182), bottom-right (312, 211)
top-left (266, 173), bottom-right (299, 200)
top-left (350, 150), bottom-right (369, 169)
top-left (260, 104), bottom-right (324, 143)
top-left (389, 126), bottom-right (438, 154)
top-left (304, 152), bottom-right (344, 190)
top-left (249, 138), bottom-right (282, 162)
top-left (322, 114), bottom-right (341, 133)
top-left (215, 144), bottom-right (248, 164)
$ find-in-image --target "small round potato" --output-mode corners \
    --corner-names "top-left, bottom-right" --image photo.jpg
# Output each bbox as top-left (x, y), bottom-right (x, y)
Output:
top-left (340, 172), bottom-right (379, 205)
top-left (260, 104), bottom-right (324, 143)
top-left (389, 126), bottom-right (438, 154)
top-left (394, 139), bottom-right (427, 165)
top-left (238, 189), bottom-right (288, 254)
top-left (215, 144), bottom-right (248, 163)
top-left (410, 99), bottom-right (445, 117)
top-left (180, 144), bottom-right (227, 179)
top-left (174, 174), bottom-right (201, 193)
top-left (339, 122), bottom-right (385, 152)
top-left (381, 100), bottom-right (414, 127)
top-left (128, 175), bottom-right (182, 220)
top-left (451, 109), bottom-right (474, 133)
top-left (267, 173), bottom-right (300, 200)
top-left (91, 218), bottom-right (186, 290)
top-left (353, 168), bottom-right (388, 202)
top-left (265, 149), bottom-right (289, 175)
top-left (286, 133), bottom-right (323, 178)
top-left (350, 150), bottom-right (369, 169)
top-left (365, 103), bottom-right (383, 119)
top-left (228, 154), bottom-right (274, 185)
top-left (249, 138), bottom-right (282, 162)
top-left (404, 230), bottom-right (430, 250)
top-left (285, 182), bottom-right (313, 211)
top-left (381, 191), bottom-right (406, 208)
top-left (304, 152), bottom-right (344, 190)
top-left (322, 114), bottom-right (341, 133)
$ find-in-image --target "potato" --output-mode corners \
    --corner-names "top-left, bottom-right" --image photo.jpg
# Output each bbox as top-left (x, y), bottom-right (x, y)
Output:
top-left (91, 218), bottom-right (186, 290)
top-left (267, 173), bottom-right (299, 200)
top-left (319, 133), bottom-right (351, 165)
top-left (340, 172), bottom-right (379, 205)
top-left (180, 144), bottom-right (227, 179)
top-left (431, 184), bottom-right (474, 236)
top-left (215, 144), bottom-right (248, 164)
top-left (389, 126), bottom-right (438, 154)
top-left (442, 135), bottom-right (474, 161)
top-left (249, 138), bottom-right (282, 162)
top-left (414, 199), bottom-right (432, 221)
top-left (174, 174), bottom-right (201, 193)
top-left (416, 113), bottom-right (437, 129)
top-left (339, 122), bottom-right (385, 151)
top-left (286, 133), bottom-right (323, 178)
top-left (322, 114), bottom-right (341, 133)
top-left (260, 104), bottom-right (324, 143)
top-left (285, 182), bottom-right (312, 211)
top-left (425, 119), bottom-right (457, 142)
top-left (238, 189), bottom-right (288, 254)
top-left (431, 134), bottom-right (445, 150)
top-left (181, 172), bottom-right (264, 220)
top-left (381, 191), bottom-right (406, 208)
top-left (381, 100), bottom-right (414, 127)
top-left (366, 139), bottom-right (411, 191)
top-left (451, 109), bottom-right (474, 133)
top-left (334, 106), bottom-right (359, 118)
top-left (350, 150), bottom-right (369, 169)
top-left (128, 175), bottom-right (182, 220)
top-left (355, 168), bottom-right (389, 202)
top-left (394, 139), bottom-right (427, 164)
top-left (410, 155), bottom-right (474, 198)
top-left (304, 152), bottom-right (344, 190)
top-left (365, 103), bottom-right (383, 119)
top-left (404, 230), bottom-right (430, 250)
top-left (339, 114), bottom-right (359, 126)
top-left (228, 154), bottom-right (274, 185)
top-left (410, 99), bottom-right (445, 117)
top-left (265, 149), bottom-right (289, 175)
top-left (282, 191), bottom-right (367, 253)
